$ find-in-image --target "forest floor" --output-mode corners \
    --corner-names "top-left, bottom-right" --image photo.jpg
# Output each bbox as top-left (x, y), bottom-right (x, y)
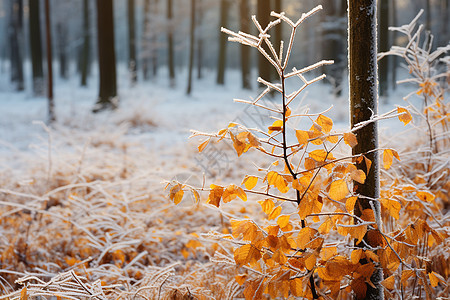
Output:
top-left (0, 68), bottom-right (447, 299)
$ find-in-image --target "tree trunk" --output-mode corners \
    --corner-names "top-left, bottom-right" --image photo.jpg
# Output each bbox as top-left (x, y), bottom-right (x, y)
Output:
top-left (216, 0), bottom-right (229, 85)
top-left (379, 0), bottom-right (389, 97)
top-left (197, 0), bottom-right (203, 79)
top-left (257, 0), bottom-right (272, 85)
top-left (128, 0), bottom-right (137, 84)
top-left (349, 1), bottom-right (383, 299)
top-left (167, 0), bottom-right (175, 86)
top-left (425, 0), bottom-right (431, 32)
top-left (94, 0), bottom-right (117, 112)
top-left (391, 0), bottom-right (397, 90)
top-left (142, 0), bottom-right (151, 80)
top-left (80, 0), bottom-right (91, 86)
top-left (56, 23), bottom-right (68, 79)
top-left (29, 0), bottom-right (44, 94)
top-left (44, 0), bottom-right (55, 123)
top-left (9, 0), bottom-right (24, 91)
top-left (152, 0), bottom-right (159, 77)
top-left (240, 0), bottom-right (251, 89)
top-left (186, 0), bottom-right (196, 95)
top-left (441, 0), bottom-right (449, 47)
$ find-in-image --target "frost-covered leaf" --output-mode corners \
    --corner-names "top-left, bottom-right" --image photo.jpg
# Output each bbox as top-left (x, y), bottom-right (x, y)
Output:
top-left (234, 244), bottom-right (261, 266)
top-left (329, 179), bottom-right (349, 201)
top-left (397, 107), bottom-right (412, 125)
top-left (343, 132), bottom-right (358, 148)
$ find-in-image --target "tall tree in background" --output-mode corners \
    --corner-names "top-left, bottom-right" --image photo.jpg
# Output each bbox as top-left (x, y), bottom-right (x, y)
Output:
top-left (29, 0), bottom-right (44, 94)
top-left (391, 0), bottom-right (398, 90)
top-left (80, 0), bottom-right (91, 86)
top-left (216, 0), bottom-right (229, 85)
top-left (167, 0), bottom-right (175, 86)
top-left (440, 0), bottom-right (449, 47)
top-left (142, 0), bottom-right (151, 80)
top-left (257, 0), bottom-right (272, 85)
top-left (9, 0), bottom-right (24, 91)
top-left (151, 0), bottom-right (159, 77)
top-left (197, 0), bottom-right (203, 79)
top-left (186, 0), bottom-right (196, 95)
top-left (379, 0), bottom-right (389, 97)
top-left (44, 0), bottom-right (55, 122)
top-left (56, 23), bottom-right (68, 79)
top-left (94, 0), bottom-right (117, 112)
top-left (128, 0), bottom-right (137, 84)
top-left (239, 0), bottom-right (251, 89)
top-left (349, 0), bottom-right (383, 299)
top-left (321, 0), bottom-right (347, 96)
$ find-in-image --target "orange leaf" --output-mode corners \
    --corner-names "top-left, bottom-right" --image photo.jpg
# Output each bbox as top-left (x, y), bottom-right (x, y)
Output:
top-left (234, 244), bottom-right (261, 266)
top-left (223, 184), bottom-right (247, 202)
top-left (309, 149), bottom-right (328, 162)
top-left (259, 199), bottom-right (275, 215)
top-left (320, 246), bottom-right (337, 261)
top-left (350, 169), bottom-right (366, 184)
top-left (346, 196), bottom-right (357, 212)
top-left (295, 130), bottom-right (309, 145)
top-left (329, 179), bottom-right (349, 201)
top-left (235, 274), bottom-right (248, 285)
top-left (169, 184), bottom-right (184, 205)
top-left (297, 227), bottom-right (318, 249)
top-left (207, 184), bottom-right (224, 207)
top-left (416, 190), bottom-right (436, 202)
top-left (242, 176), bottom-right (258, 190)
top-left (351, 249), bottom-right (364, 264)
top-left (429, 271), bottom-right (445, 287)
top-left (304, 253), bottom-right (317, 270)
top-left (397, 107), bottom-right (412, 125)
top-left (198, 139), bottom-right (210, 152)
top-left (277, 215), bottom-right (290, 228)
top-left (20, 287), bottom-right (27, 300)
top-left (229, 132), bottom-right (250, 157)
top-left (344, 132), bottom-right (358, 148)
top-left (268, 206), bottom-right (282, 220)
top-left (268, 120), bottom-right (283, 134)
top-left (316, 115), bottom-right (333, 133)
top-left (231, 219), bottom-right (263, 242)
top-left (380, 198), bottom-right (401, 219)
top-left (383, 149), bottom-right (400, 169)
top-left (267, 171), bottom-right (289, 193)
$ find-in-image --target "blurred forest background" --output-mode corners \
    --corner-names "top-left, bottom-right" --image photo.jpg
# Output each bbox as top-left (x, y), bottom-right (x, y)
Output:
top-left (0, 0), bottom-right (448, 110)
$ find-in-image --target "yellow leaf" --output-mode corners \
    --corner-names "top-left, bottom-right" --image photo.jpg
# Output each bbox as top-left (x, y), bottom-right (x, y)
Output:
top-left (234, 244), bottom-right (261, 267)
top-left (186, 239), bottom-right (202, 249)
top-left (20, 287), bottom-right (27, 300)
top-left (277, 215), bottom-right (290, 228)
top-left (268, 120), bottom-right (283, 134)
top-left (381, 275), bottom-right (396, 290)
top-left (329, 179), bottom-right (349, 201)
top-left (169, 184), bottom-right (184, 205)
top-left (350, 224), bottom-right (368, 245)
top-left (207, 184), bottom-right (224, 207)
top-left (318, 217), bottom-right (335, 234)
top-left (364, 250), bottom-right (379, 263)
top-left (198, 139), bottom-right (210, 152)
top-left (345, 197), bottom-right (358, 213)
top-left (401, 269), bottom-right (415, 285)
top-left (379, 198), bottom-right (401, 219)
top-left (309, 149), bottom-right (328, 162)
top-left (267, 171), bottom-right (289, 193)
top-left (295, 130), bottom-right (309, 145)
top-left (429, 271), bottom-right (444, 287)
top-left (268, 206), bottom-right (282, 220)
top-left (397, 107), bottom-right (412, 125)
top-left (259, 199), bottom-right (275, 215)
top-left (242, 176), bottom-right (258, 190)
top-left (416, 190), bottom-right (436, 202)
top-left (316, 115), bottom-right (333, 133)
top-left (350, 169), bottom-right (366, 184)
top-left (290, 277), bottom-right (303, 297)
top-left (383, 149), bottom-right (400, 170)
top-left (286, 107), bottom-right (291, 117)
top-left (326, 134), bottom-right (339, 143)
